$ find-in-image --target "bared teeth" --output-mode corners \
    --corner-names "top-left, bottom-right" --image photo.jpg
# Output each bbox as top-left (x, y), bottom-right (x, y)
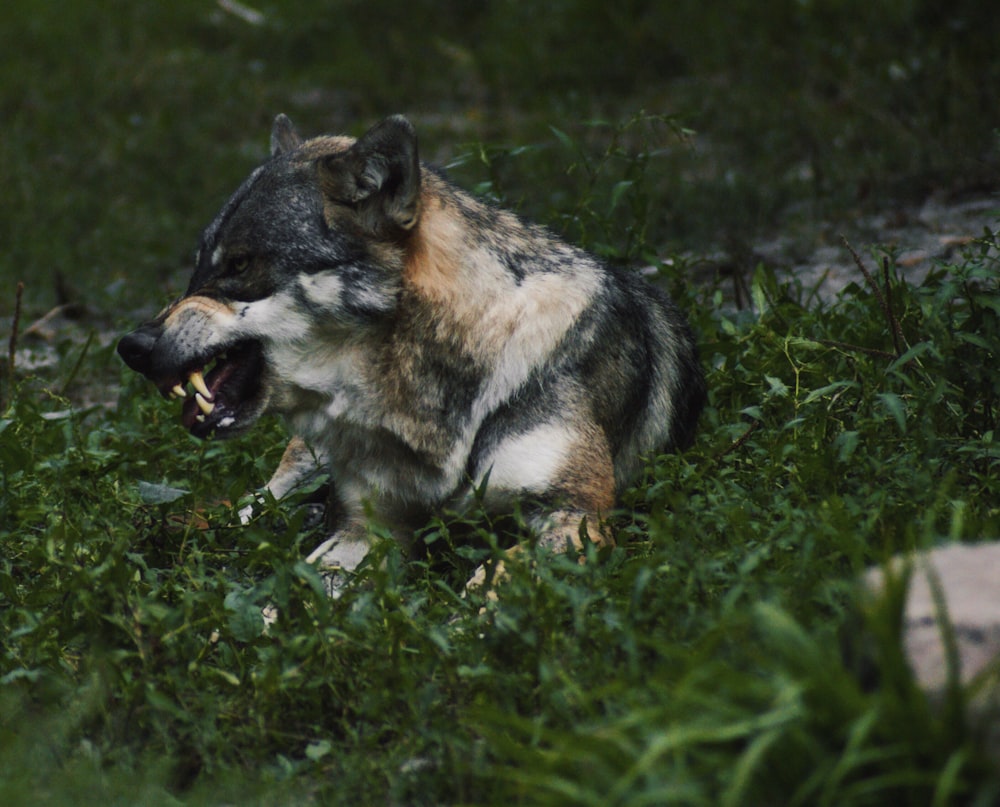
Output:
top-left (195, 393), bottom-right (215, 415)
top-left (189, 370), bottom-right (213, 401)
top-left (170, 384), bottom-right (187, 399)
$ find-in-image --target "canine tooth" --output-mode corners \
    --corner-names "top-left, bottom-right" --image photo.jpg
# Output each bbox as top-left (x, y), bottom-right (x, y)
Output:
top-left (195, 393), bottom-right (215, 415)
top-left (171, 384), bottom-right (187, 399)
top-left (196, 414), bottom-right (206, 424)
top-left (189, 370), bottom-right (213, 401)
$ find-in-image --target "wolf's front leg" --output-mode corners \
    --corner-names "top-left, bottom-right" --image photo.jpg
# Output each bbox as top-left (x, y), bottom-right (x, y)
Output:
top-left (305, 523), bottom-right (371, 598)
top-left (239, 435), bottom-right (328, 524)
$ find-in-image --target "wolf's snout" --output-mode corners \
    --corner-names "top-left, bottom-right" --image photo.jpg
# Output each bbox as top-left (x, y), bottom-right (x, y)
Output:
top-left (117, 324), bottom-right (162, 375)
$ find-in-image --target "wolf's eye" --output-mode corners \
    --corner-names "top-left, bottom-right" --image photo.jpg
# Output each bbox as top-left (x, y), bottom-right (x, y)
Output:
top-left (229, 256), bottom-right (251, 274)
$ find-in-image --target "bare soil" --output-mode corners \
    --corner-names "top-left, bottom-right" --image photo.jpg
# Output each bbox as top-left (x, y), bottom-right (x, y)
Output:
top-left (695, 191), bottom-right (1000, 306)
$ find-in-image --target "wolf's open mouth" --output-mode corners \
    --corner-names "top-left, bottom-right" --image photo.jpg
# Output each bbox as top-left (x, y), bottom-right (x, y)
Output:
top-left (157, 341), bottom-right (264, 438)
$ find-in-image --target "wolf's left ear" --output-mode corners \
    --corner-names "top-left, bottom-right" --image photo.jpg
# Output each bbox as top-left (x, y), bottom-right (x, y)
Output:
top-left (318, 115), bottom-right (421, 237)
top-left (271, 114), bottom-right (303, 157)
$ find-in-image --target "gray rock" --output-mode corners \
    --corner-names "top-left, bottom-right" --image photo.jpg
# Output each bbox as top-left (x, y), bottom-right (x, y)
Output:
top-left (863, 542), bottom-right (1000, 739)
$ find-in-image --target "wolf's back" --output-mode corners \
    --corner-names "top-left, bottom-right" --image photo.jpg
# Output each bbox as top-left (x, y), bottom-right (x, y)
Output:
top-left (561, 263), bottom-right (705, 490)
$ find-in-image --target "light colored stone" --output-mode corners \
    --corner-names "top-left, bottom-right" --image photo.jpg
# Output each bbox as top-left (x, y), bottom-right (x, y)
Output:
top-left (864, 542), bottom-right (1000, 698)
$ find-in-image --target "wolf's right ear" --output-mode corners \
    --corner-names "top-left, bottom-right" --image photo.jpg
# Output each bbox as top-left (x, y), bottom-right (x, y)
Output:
top-left (318, 115), bottom-right (421, 238)
top-left (271, 114), bottom-right (303, 157)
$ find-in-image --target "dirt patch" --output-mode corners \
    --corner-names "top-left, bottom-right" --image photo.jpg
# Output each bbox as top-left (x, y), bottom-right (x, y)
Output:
top-left (693, 191), bottom-right (1000, 306)
top-left (773, 193), bottom-right (998, 299)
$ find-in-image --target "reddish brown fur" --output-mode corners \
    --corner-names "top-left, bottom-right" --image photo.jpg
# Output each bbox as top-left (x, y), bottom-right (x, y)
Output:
top-left (163, 295), bottom-right (235, 326)
top-left (554, 429), bottom-right (616, 516)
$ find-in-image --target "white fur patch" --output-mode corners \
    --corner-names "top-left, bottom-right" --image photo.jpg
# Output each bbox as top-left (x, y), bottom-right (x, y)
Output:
top-left (482, 422), bottom-right (574, 495)
top-left (471, 269), bottom-right (600, 420)
top-left (277, 341), bottom-right (372, 402)
top-left (232, 291), bottom-right (314, 343)
top-left (431, 267), bottom-right (601, 489)
top-left (298, 272), bottom-right (344, 310)
top-left (305, 534), bottom-right (370, 573)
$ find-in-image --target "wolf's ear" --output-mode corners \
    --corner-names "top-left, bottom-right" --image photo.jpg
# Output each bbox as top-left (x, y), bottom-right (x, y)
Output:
top-left (270, 114), bottom-right (303, 157)
top-left (318, 115), bottom-right (421, 237)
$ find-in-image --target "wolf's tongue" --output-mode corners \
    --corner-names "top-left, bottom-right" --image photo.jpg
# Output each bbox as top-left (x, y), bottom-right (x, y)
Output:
top-left (181, 395), bottom-right (204, 429)
top-left (182, 392), bottom-right (230, 431)
top-left (206, 359), bottom-right (238, 397)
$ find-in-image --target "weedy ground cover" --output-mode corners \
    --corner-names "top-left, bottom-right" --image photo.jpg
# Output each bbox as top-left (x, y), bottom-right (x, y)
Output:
top-left (2, 199), bottom-right (998, 804)
top-left (1, 1), bottom-right (999, 804)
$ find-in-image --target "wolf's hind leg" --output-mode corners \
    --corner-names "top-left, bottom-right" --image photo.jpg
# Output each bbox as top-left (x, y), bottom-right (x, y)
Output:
top-left (465, 508), bottom-right (613, 600)
top-left (467, 420), bottom-right (617, 595)
top-left (489, 418), bottom-right (616, 549)
top-left (531, 508), bottom-right (615, 553)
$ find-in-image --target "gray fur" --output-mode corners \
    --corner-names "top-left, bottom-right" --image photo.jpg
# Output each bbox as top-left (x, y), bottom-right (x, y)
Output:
top-left (118, 115), bottom-right (706, 588)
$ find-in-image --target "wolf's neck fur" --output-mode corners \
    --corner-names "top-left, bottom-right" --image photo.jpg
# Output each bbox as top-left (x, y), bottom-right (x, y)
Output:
top-left (403, 176), bottom-right (600, 367)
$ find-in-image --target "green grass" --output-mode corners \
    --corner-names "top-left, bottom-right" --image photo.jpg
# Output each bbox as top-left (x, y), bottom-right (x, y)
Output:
top-left (2, 1), bottom-right (1000, 804)
top-left (3, 222), bottom-right (999, 804)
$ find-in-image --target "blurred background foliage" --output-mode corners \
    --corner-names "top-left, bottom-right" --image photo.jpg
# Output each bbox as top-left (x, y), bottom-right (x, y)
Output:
top-left (0, 0), bottom-right (997, 317)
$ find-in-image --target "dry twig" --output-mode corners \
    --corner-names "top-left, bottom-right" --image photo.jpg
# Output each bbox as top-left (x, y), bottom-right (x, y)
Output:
top-left (841, 236), bottom-right (907, 356)
top-left (714, 418), bottom-right (763, 462)
top-left (8, 282), bottom-right (23, 375)
top-left (881, 255), bottom-right (904, 356)
top-left (2, 281), bottom-right (25, 409)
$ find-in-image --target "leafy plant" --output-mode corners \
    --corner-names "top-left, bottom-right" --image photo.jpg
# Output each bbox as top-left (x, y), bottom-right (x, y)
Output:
top-left (3, 201), bottom-right (999, 802)
top-left (1, 3), bottom-right (999, 801)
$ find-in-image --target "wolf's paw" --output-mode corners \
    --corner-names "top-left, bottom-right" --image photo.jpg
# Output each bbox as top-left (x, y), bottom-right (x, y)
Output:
top-left (236, 495), bottom-right (264, 526)
top-left (533, 510), bottom-right (614, 555)
top-left (306, 531), bottom-right (370, 599)
top-left (237, 495), bottom-right (325, 531)
top-left (319, 568), bottom-right (352, 599)
top-left (464, 559), bottom-right (506, 604)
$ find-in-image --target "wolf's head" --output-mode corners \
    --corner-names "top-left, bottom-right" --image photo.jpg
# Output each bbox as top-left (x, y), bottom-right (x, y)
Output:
top-left (117, 115), bottom-right (421, 438)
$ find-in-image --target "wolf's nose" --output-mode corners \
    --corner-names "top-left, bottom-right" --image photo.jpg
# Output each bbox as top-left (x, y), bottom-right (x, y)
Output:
top-left (117, 324), bottom-right (161, 375)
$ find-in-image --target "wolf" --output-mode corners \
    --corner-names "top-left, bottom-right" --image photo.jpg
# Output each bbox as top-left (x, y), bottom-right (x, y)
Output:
top-left (117, 114), bottom-right (705, 591)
